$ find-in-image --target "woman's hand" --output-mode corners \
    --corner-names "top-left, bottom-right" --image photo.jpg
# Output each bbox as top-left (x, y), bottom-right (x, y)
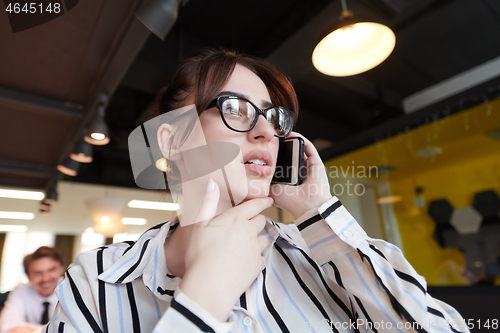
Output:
top-left (179, 179), bottom-right (272, 322)
top-left (270, 132), bottom-right (332, 220)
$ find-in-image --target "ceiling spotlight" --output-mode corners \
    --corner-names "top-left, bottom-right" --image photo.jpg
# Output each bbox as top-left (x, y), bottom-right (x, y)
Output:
top-left (57, 157), bottom-right (80, 176)
top-left (88, 107), bottom-right (108, 140)
top-left (84, 94), bottom-right (110, 146)
top-left (83, 128), bottom-right (110, 145)
top-left (43, 183), bottom-right (58, 204)
top-left (312, 0), bottom-right (395, 76)
top-left (39, 202), bottom-right (50, 211)
top-left (70, 140), bottom-right (93, 163)
top-left (135, 0), bottom-right (183, 40)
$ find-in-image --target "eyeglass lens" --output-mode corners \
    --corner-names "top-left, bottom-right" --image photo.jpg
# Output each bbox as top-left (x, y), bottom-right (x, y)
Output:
top-left (220, 98), bottom-right (293, 136)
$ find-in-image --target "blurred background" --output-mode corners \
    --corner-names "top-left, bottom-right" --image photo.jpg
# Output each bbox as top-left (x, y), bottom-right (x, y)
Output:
top-left (1, 0), bottom-right (499, 328)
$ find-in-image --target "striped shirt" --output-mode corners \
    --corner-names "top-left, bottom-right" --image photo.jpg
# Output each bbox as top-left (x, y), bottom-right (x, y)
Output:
top-left (47, 197), bottom-right (469, 333)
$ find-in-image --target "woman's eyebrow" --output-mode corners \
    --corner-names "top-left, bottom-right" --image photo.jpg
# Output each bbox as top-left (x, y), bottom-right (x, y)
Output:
top-left (261, 100), bottom-right (274, 108)
top-left (218, 91), bottom-right (274, 108)
top-left (218, 90), bottom-right (248, 99)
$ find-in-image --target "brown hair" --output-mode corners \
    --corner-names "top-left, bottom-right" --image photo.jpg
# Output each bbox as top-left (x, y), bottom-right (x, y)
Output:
top-left (152, 48), bottom-right (300, 192)
top-left (23, 246), bottom-right (64, 275)
top-left (155, 48), bottom-right (299, 120)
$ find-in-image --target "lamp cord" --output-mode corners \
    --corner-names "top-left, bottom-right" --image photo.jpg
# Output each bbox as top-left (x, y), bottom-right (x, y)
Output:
top-left (340, 0), bottom-right (348, 12)
top-left (97, 104), bottom-right (106, 118)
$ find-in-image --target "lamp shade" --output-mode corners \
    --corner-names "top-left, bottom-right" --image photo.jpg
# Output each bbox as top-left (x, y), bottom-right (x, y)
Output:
top-left (57, 158), bottom-right (80, 176)
top-left (39, 203), bottom-right (51, 215)
top-left (84, 130), bottom-right (110, 145)
top-left (135, 0), bottom-right (181, 40)
top-left (39, 202), bottom-right (50, 211)
top-left (84, 118), bottom-right (109, 146)
top-left (89, 118), bottom-right (109, 139)
top-left (43, 185), bottom-right (58, 204)
top-left (70, 140), bottom-right (93, 163)
top-left (312, 16), bottom-right (395, 77)
top-left (84, 102), bottom-right (110, 145)
top-left (85, 197), bottom-right (127, 237)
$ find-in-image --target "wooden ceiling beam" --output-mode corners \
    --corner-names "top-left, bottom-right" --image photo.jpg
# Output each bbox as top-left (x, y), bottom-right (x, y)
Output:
top-left (45, 1), bottom-right (151, 194)
top-left (0, 87), bottom-right (84, 118)
top-left (0, 159), bottom-right (52, 178)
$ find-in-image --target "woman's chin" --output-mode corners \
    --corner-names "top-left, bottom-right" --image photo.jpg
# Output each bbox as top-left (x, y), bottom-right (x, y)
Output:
top-left (244, 179), bottom-right (271, 200)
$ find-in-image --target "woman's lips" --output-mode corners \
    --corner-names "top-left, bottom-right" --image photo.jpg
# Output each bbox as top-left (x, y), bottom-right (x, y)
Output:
top-left (243, 149), bottom-right (273, 178)
top-left (244, 163), bottom-right (273, 177)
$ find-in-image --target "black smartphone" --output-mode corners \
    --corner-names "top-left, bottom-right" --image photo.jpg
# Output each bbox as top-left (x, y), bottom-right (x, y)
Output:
top-left (271, 137), bottom-right (306, 186)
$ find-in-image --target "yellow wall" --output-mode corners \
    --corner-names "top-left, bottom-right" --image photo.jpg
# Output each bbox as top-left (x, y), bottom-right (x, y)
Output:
top-left (325, 98), bottom-right (500, 285)
top-left (390, 154), bottom-right (500, 284)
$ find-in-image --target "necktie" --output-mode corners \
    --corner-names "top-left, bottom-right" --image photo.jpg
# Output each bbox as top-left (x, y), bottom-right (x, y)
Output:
top-left (41, 301), bottom-right (50, 325)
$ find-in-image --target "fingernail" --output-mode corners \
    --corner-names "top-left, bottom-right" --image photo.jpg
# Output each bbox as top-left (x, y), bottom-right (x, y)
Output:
top-left (207, 178), bottom-right (215, 192)
top-left (268, 197), bottom-right (274, 205)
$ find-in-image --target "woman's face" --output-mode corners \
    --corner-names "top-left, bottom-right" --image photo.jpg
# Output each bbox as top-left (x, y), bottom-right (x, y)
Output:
top-left (199, 64), bottom-right (280, 201)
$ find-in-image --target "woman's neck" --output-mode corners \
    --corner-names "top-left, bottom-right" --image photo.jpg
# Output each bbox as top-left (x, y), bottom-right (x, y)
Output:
top-left (163, 222), bottom-right (191, 278)
top-left (163, 179), bottom-right (235, 278)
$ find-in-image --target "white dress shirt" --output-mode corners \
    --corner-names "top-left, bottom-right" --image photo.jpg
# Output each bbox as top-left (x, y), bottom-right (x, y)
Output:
top-left (48, 196), bottom-right (469, 332)
top-left (1, 283), bottom-right (58, 333)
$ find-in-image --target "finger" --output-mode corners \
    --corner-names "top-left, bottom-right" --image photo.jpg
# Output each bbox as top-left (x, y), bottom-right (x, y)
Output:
top-left (294, 132), bottom-right (325, 175)
top-left (196, 178), bottom-right (220, 226)
top-left (287, 132), bottom-right (321, 167)
top-left (298, 133), bottom-right (321, 160)
top-left (257, 234), bottom-right (270, 252)
top-left (231, 197), bottom-right (273, 220)
top-left (250, 214), bottom-right (267, 234)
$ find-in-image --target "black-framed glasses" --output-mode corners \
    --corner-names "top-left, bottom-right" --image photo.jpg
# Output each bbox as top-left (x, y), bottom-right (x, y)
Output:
top-left (208, 96), bottom-right (295, 138)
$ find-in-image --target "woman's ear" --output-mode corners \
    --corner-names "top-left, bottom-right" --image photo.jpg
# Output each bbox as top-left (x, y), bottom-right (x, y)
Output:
top-left (157, 123), bottom-right (181, 160)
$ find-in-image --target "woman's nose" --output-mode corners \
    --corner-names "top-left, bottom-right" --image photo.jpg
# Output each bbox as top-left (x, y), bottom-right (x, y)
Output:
top-left (248, 114), bottom-right (275, 141)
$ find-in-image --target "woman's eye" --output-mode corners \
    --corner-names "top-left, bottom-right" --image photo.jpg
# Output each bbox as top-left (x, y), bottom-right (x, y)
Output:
top-left (224, 105), bottom-right (241, 117)
top-left (222, 100), bottom-right (244, 117)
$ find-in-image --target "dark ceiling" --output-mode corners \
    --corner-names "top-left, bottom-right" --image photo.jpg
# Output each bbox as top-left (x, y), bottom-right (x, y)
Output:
top-left (2, 0), bottom-right (500, 192)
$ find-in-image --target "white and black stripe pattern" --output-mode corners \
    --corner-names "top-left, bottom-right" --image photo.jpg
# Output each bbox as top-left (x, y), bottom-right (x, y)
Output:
top-left (47, 197), bottom-right (469, 333)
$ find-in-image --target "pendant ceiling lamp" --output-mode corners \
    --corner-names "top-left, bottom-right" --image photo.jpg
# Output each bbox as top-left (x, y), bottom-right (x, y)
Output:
top-left (312, 0), bottom-right (395, 77)
top-left (85, 197), bottom-right (127, 237)
top-left (57, 157), bottom-right (80, 176)
top-left (39, 202), bottom-right (50, 211)
top-left (70, 140), bottom-right (93, 163)
top-left (43, 183), bottom-right (58, 204)
top-left (135, 0), bottom-right (183, 41)
top-left (84, 94), bottom-right (110, 146)
top-left (39, 202), bottom-right (51, 215)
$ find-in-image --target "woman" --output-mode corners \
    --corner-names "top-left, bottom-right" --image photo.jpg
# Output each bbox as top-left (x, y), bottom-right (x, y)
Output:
top-left (49, 49), bottom-right (469, 333)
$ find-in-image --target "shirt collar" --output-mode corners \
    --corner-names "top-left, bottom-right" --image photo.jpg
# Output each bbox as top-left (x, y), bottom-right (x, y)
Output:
top-left (265, 218), bottom-right (300, 248)
top-left (98, 218), bottom-right (299, 290)
top-left (98, 220), bottom-right (175, 289)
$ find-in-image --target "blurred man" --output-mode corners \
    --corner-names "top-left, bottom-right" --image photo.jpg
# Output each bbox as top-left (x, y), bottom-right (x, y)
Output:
top-left (0, 246), bottom-right (65, 333)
